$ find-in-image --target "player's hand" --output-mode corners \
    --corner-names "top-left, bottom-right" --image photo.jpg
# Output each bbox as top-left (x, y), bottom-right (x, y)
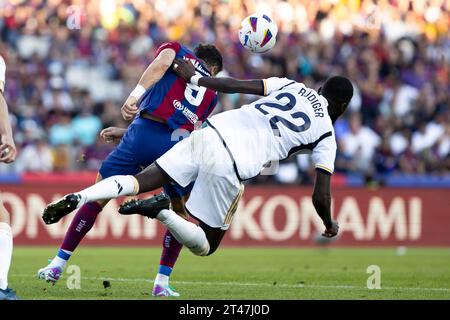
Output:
top-left (0, 135), bottom-right (16, 163)
top-left (172, 58), bottom-right (196, 82)
top-left (322, 220), bottom-right (339, 238)
top-left (100, 127), bottom-right (126, 144)
top-left (121, 96), bottom-right (139, 121)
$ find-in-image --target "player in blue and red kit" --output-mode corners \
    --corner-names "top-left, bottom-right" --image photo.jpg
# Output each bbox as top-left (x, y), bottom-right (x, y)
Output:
top-left (38, 42), bottom-right (223, 297)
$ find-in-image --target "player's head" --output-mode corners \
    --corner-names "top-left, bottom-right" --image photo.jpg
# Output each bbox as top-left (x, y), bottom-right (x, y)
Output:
top-left (194, 44), bottom-right (223, 76)
top-left (319, 76), bottom-right (353, 123)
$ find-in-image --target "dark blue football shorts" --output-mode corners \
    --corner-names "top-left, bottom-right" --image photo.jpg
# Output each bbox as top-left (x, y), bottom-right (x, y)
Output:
top-left (99, 117), bottom-right (193, 199)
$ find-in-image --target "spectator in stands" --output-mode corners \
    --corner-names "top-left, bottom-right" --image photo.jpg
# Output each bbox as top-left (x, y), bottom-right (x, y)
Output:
top-left (71, 106), bottom-right (102, 146)
top-left (15, 136), bottom-right (53, 173)
top-left (81, 135), bottom-right (115, 172)
top-left (48, 112), bottom-right (75, 146)
top-left (339, 112), bottom-right (381, 173)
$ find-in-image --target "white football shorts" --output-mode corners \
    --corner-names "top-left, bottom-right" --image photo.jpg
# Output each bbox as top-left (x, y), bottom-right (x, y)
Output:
top-left (155, 125), bottom-right (244, 230)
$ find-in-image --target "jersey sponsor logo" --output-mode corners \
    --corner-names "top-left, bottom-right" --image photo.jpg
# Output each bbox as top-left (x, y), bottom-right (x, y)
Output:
top-left (298, 87), bottom-right (325, 117)
top-left (173, 99), bottom-right (199, 124)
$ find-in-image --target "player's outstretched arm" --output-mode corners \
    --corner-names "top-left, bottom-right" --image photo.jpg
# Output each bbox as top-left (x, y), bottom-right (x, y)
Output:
top-left (173, 58), bottom-right (292, 96)
top-left (173, 58), bottom-right (263, 94)
top-left (199, 76), bottom-right (263, 95)
top-left (0, 56), bottom-right (16, 163)
top-left (312, 169), bottom-right (339, 238)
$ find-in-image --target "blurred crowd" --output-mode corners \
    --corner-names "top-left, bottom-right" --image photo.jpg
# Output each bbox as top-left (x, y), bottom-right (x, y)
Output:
top-left (0, 0), bottom-right (449, 184)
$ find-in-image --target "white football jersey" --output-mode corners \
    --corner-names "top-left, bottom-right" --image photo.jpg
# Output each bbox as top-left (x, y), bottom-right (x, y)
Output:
top-left (208, 79), bottom-right (336, 180)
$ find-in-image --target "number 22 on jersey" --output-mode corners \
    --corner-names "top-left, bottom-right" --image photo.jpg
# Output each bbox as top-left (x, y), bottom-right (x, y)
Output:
top-left (255, 92), bottom-right (311, 137)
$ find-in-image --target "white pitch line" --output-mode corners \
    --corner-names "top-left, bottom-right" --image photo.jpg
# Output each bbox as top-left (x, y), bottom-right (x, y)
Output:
top-left (17, 274), bottom-right (450, 292)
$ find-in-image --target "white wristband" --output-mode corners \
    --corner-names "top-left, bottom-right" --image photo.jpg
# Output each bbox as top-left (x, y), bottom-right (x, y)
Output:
top-left (190, 74), bottom-right (202, 86)
top-left (129, 84), bottom-right (146, 100)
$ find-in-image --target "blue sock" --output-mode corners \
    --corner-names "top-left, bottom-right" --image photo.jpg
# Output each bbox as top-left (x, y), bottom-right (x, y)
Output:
top-left (158, 265), bottom-right (172, 277)
top-left (57, 249), bottom-right (72, 261)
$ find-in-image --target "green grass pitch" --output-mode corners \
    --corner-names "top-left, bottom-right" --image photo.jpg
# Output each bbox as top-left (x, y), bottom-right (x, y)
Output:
top-left (9, 247), bottom-right (450, 300)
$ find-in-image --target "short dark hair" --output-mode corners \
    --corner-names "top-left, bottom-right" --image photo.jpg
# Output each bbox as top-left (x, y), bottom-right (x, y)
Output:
top-left (194, 44), bottom-right (223, 73)
top-left (321, 76), bottom-right (354, 105)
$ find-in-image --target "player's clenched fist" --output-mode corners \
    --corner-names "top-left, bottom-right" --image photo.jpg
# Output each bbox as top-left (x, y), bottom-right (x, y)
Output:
top-left (172, 58), bottom-right (196, 82)
top-left (100, 127), bottom-right (126, 144)
top-left (0, 134), bottom-right (16, 163)
top-left (121, 96), bottom-right (139, 121)
top-left (322, 220), bottom-right (339, 238)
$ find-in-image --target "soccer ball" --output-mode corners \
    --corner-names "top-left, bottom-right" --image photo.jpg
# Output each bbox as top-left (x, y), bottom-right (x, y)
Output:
top-left (239, 13), bottom-right (278, 53)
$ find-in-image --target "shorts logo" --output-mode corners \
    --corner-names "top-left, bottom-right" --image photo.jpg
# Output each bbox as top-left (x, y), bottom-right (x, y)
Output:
top-left (173, 99), bottom-right (199, 124)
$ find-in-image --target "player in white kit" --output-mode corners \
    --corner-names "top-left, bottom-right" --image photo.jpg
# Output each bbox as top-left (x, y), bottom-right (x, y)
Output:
top-left (42, 58), bottom-right (353, 257)
top-left (0, 55), bottom-right (19, 300)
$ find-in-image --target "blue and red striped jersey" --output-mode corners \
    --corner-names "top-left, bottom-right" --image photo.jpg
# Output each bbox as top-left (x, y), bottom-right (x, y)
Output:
top-left (138, 42), bottom-right (218, 131)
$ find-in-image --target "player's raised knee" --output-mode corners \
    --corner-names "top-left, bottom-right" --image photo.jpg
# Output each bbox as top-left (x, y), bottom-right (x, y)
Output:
top-left (189, 240), bottom-right (210, 257)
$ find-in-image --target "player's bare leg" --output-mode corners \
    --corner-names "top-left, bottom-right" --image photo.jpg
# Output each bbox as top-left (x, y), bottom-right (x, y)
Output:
top-left (38, 174), bottom-right (110, 284)
top-left (0, 196), bottom-right (18, 300)
top-left (119, 195), bottom-right (226, 258)
top-left (152, 195), bottom-right (189, 297)
top-left (199, 221), bottom-right (226, 255)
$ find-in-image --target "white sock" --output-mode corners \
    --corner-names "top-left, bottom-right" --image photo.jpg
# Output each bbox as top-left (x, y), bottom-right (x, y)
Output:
top-left (77, 175), bottom-right (139, 207)
top-left (48, 249), bottom-right (72, 270)
top-left (157, 209), bottom-right (210, 256)
top-left (0, 222), bottom-right (13, 290)
top-left (48, 256), bottom-right (67, 270)
top-left (155, 273), bottom-right (169, 287)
